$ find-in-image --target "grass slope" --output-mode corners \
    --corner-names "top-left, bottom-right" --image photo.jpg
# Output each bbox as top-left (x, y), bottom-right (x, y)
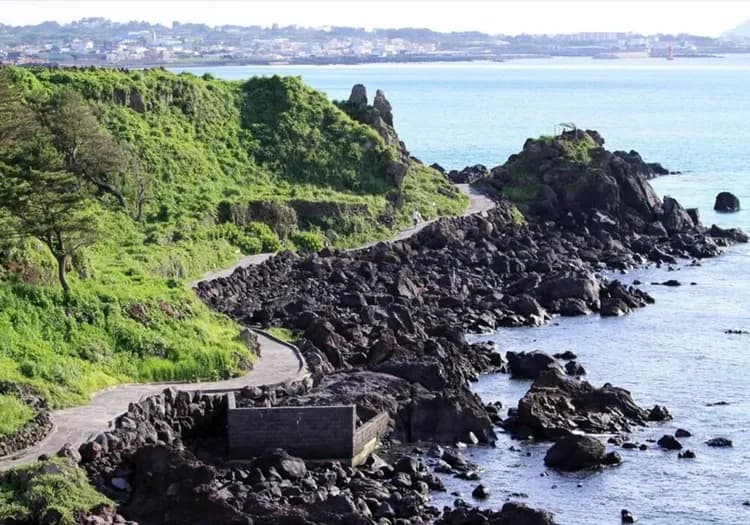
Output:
top-left (0, 458), bottom-right (112, 525)
top-left (0, 66), bottom-right (466, 434)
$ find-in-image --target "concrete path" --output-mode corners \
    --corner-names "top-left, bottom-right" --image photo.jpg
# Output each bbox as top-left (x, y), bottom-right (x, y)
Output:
top-left (0, 184), bottom-right (494, 471)
top-left (193, 184), bottom-right (494, 284)
top-left (0, 332), bottom-right (304, 471)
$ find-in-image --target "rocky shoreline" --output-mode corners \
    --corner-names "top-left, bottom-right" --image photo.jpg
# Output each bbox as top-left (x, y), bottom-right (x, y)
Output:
top-left (7, 128), bottom-right (747, 524)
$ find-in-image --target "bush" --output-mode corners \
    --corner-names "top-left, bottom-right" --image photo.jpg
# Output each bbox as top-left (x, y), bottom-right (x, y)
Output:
top-left (291, 231), bottom-right (325, 253)
top-left (246, 222), bottom-right (281, 252)
top-left (213, 223), bottom-right (263, 254)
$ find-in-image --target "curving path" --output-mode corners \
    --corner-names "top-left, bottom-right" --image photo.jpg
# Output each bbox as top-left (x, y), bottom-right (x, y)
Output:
top-left (193, 184), bottom-right (494, 284)
top-left (0, 184), bottom-right (494, 472)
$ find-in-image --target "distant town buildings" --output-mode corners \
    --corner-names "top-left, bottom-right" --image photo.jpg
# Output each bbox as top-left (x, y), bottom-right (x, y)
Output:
top-left (0, 17), bottom-right (748, 66)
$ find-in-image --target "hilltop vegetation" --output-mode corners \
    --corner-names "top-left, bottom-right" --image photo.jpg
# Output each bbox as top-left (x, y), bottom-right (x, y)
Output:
top-left (0, 66), bottom-right (466, 433)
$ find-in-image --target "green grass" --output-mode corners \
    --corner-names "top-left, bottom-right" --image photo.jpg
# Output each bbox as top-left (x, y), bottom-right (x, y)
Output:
top-left (266, 327), bottom-right (301, 344)
top-left (558, 133), bottom-right (599, 164)
top-left (0, 458), bottom-right (112, 525)
top-left (0, 395), bottom-right (34, 437)
top-left (509, 204), bottom-right (527, 225)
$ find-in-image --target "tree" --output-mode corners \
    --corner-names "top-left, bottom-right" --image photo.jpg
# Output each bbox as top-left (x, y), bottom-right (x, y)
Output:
top-left (40, 89), bottom-right (133, 209)
top-left (0, 165), bottom-right (100, 294)
top-left (0, 79), bottom-right (100, 293)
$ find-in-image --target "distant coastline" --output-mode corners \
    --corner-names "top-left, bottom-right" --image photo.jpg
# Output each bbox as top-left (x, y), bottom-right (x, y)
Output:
top-left (22, 52), bottom-right (735, 70)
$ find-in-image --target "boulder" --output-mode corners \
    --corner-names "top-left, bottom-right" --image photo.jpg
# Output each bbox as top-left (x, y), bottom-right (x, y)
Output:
top-left (657, 434), bottom-right (682, 450)
top-left (373, 89), bottom-right (393, 127)
top-left (543, 434), bottom-right (618, 471)
top-left (705, 437), bottom-right (732, 448)
top-left (508, 370), bottom-right (649, 439)
top-left (254, 449), bottom-right (307, 480)
top-left (471, 483), bottom-right (490, 499)
top-left (714, 192), bottom-right (740, 212)
top-left (506, 351), bottom-right (562, 379)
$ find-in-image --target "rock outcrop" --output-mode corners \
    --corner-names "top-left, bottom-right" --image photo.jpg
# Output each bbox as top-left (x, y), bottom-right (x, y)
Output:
top-left (505, 370), bottom-right (650, 439)
top-left (437, 501), bottom-right (559, 525)
top-left (474, 131), bottom-right (740, 262)
top-left (340, 84), bottom-right (410, 187)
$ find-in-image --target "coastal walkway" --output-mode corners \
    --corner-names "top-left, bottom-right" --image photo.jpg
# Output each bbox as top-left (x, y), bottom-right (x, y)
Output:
top-left (0, 184), bottom-right (494, 472)
top-left (193, 184), bottom-right (494, 283)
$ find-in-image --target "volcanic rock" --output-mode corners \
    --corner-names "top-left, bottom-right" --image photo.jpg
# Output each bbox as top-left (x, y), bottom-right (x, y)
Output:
top-left (506, 370), bottom-right (650, 439)
top-left (714, 192), bottom-right (740, 212)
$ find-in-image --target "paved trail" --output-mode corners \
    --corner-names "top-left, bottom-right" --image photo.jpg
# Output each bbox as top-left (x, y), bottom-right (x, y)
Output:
top-left (0, 184), bottom-right (494, 471)
top-left (193, 185), bottom-right (494, 284)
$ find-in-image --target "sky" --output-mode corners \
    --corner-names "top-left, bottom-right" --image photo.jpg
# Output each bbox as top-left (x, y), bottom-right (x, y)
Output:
top-left (1, 1), bottom-right (749, 37)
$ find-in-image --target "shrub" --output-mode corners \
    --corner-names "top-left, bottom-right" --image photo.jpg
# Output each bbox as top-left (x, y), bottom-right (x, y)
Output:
top-left (246, 222), bottom-right (281, 252)
top-left (291, 231), bottom-right (325, 253)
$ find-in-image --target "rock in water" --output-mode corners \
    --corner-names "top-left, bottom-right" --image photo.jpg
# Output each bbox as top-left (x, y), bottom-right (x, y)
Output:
top-left (647, 404), bottom-right (672, 421)
top-left (507, 370), bottom-right (650, 439)
top-left (714, 191), bottom-right (740, 212)
top-left (621, 508), bottom-right (638, 523)
top-left (544, 434), bottom-right (615, 471)
top-left (657, 435), bottom-right (683, 450)
top-left (472, 484), bottom-right (490, 499)
top-left (705, 437), bottom-right (733, 448)
top-left (506, 351), bottom-right (562, 379)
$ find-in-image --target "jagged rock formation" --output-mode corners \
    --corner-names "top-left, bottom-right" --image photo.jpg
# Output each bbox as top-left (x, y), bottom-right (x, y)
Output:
top-left (340, 84), bottom-right (411, 186)
top-left (504, 370), bottom-right (653, 439)
top-left (474, 130), bottom-right (747, 263)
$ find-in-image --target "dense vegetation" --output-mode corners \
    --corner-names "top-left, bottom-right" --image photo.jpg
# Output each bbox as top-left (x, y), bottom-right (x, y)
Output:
top-left (0, 66), bottom-right (466, 436)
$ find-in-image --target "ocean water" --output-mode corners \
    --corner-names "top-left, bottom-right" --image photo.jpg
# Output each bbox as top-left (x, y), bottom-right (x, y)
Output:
top-left (176, 58), bottom-right (750, 524)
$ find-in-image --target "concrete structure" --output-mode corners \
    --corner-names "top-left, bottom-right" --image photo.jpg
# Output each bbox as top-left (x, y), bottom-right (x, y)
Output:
top-left (227, 392), bottom-right (390, 465)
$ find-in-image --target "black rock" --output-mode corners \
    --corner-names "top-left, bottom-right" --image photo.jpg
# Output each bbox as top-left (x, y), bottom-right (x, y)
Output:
top-left (621, 508), bottom-right (638, 523)
top-left (506, 351), bottom-right (562, 379)
top-left (543, 434), bottom-right (610, 471)
top-left (471, 484), bottom-right (490, 499)
top-left (714, 191), bottom-right (740, 212)
top-left (657, 435), bottom-right (682, 450)
top-left (678, 450), bottom-right (696, 459)
top-left (675, 428), bottom-right (692, 438)
top-left (553, 351), bottom-right (577, 361)
top-left (705, 437), bottom-right (733, 448)
top-left (647, 405), bottom-right (672, 422)
top-left (564, 360), bottom-right (586, 376)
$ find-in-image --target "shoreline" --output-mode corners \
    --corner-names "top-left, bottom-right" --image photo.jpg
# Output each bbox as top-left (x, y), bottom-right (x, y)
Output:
top-left (20, 52), bottom-right (742, 71)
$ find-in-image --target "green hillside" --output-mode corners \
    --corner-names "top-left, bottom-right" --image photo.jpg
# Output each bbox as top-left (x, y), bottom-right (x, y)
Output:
top-left (0, 66), bottom-right (467, 433)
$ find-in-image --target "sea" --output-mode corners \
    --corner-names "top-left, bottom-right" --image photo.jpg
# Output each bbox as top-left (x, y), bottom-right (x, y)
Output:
top-left (175, 57), bottom-right (750, 524)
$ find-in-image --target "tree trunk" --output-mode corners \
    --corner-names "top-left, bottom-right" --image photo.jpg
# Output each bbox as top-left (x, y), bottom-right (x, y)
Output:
top-left (57, 254), bottom-right (70, 294)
